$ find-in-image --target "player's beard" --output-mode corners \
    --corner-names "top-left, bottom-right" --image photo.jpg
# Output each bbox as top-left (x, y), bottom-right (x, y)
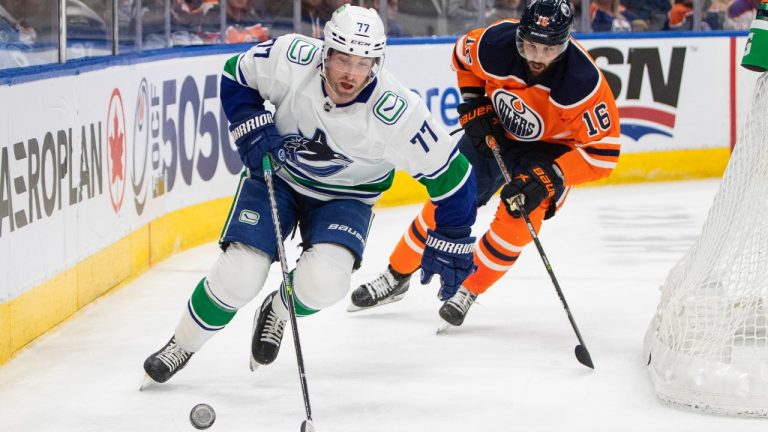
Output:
top-left (527, 60), bottom-right (549, 76)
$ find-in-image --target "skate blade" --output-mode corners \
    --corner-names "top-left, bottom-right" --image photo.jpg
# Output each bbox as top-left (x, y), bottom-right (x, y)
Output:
top-left (346, 292), bottom-right (407, 313)
top-left (249, 356), bottom-right (261, 372)
top-left (139, 374), bottom-right (158, 391)
top-left (435, 320), bottom-right (452, 334)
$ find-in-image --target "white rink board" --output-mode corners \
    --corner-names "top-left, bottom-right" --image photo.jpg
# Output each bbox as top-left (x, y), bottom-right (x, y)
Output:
top-left (0, 53), bottom-right (241, 301)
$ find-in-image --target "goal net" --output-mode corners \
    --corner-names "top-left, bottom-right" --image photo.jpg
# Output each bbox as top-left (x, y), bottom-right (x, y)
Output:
top-left (644, 72), bottom-right (768, 417)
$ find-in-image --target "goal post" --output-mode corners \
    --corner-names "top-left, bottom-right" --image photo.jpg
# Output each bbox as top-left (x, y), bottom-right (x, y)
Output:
top-left (644, 5), bottom-right (768, 416)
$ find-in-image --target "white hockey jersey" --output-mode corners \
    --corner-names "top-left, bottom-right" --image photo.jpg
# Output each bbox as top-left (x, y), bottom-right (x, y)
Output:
top-left (221, 34), bottom-right (476, 229)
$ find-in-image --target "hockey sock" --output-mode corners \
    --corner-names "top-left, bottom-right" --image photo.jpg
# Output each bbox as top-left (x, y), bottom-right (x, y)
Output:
top-left (271, 271), bottom-right (320, 320)
top-left (388, 201), bottom-right (437, 275)
top-left (175, 278), bottom-right (237, 352)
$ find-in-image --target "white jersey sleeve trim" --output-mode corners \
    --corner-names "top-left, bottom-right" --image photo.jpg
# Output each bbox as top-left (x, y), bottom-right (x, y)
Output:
top-left (576, 147), bottom-right (618, 169)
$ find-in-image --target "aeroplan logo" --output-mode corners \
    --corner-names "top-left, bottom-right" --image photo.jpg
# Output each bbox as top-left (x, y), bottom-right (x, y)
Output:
top-left (589, 46), bottom-right (686, 141)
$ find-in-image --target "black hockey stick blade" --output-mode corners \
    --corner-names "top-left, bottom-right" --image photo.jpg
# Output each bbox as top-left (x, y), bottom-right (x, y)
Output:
top-left (301, 419), bottom-right (316, 432)
top-left (575, 345), bottom-right (594, 369)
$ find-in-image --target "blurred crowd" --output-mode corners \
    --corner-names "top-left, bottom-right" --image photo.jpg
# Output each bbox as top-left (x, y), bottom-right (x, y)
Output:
top-left (0, 0), bottom-right (762, 70)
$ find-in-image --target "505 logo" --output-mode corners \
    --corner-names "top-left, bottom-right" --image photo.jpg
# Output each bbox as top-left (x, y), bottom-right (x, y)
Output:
top-left (131, 74), bottom-right (243, 215)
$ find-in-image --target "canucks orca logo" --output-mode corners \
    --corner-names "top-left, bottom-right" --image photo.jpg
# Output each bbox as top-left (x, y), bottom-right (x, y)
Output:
top-left (283, 134), bottom-right (353, 177)
top-left (492, 90), bottom-right (543, 141)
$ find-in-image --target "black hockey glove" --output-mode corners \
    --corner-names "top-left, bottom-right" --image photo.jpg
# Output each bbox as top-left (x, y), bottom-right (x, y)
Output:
top-left (230, 110), bottom-right (286, 175)
top-left (457, 96), bottom-right (508, 157)
top-left (500, 159), bottom-right (564, 218)
top-left (420, 227), bottom-right (477, 301)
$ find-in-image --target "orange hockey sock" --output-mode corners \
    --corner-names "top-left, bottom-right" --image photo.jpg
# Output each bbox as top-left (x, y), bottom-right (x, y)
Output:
top-left (388, 201), bottom-right (436, 276)
top-left (463, 202), bottom-right (545, 294)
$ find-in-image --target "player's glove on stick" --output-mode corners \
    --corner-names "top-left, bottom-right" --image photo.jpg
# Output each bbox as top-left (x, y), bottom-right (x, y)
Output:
top-left (500, 160), bottom-right (564, 217)
top-left (420, 228), bottom-right (477, 301)
top-left (457, 96), bottom-right (508, 157)
top-left (230, 110), bottom-right (286, 175)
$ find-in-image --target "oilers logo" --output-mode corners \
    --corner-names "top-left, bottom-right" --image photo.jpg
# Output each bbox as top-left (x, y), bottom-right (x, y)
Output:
top-left (492, 90), bottom-right (544, 141)
top-left (282, 134), bottom-right (353, 177)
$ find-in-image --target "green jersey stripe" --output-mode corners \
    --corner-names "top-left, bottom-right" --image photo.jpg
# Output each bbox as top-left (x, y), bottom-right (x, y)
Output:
top-left (419, 154), bottom-right (472, 200)
top-left (283, 168), bottom-right (395, 193)
top-left (223, 54), bottom-right (238, 80)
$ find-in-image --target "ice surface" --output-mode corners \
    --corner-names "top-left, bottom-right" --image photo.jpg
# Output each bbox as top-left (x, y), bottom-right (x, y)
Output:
top-left (2, 180), bottom-right (766, 431)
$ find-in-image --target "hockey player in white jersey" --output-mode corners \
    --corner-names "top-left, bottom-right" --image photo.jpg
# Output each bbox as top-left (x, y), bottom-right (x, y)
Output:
top-left (142, 4), bottom-right (478, 386)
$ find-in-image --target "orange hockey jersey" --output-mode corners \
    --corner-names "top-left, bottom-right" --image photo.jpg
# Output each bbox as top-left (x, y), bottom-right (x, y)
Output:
top-left (452, 19), bottom-right (621, 186)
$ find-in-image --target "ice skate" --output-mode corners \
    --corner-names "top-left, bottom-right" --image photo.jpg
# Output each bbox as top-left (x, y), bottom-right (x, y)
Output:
top-left (437, 287), bottom-right (477, 332)
top-left (348, 266), bottom-right (411, 312)
top-left (250, 291), bottom-right (287, 370)
top-left (140, 336), bottom-right (193, 390)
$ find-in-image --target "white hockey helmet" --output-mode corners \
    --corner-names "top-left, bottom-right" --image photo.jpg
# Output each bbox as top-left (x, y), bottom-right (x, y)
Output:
top-left (322, 4), bottom-right (386, 78)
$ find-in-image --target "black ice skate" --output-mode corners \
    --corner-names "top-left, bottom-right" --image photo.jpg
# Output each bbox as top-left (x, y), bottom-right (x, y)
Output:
top-left (438, 287), bottom-right (478, 329)
top-left (140, 336), bottom-right (193, 389)
top-left (348, 266), bottom-right (411, 312)
top-left (250, 291), bottom-right (287, 370)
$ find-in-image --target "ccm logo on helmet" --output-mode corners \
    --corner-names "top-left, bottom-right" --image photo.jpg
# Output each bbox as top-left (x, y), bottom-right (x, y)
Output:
top-left (352, 40), bottom-right (371, 46)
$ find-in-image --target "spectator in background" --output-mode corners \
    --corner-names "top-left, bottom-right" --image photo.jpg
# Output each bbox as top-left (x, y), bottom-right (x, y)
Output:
top-left (724, 0), bottom-right (759, 29)
top-left (631, 18), bottom-right (650, 30)
top-left (591, 0), bottom-right (632, 32)
top-left (301, 0), bottom-right (331, 38)
top-left (0, 0), bottom-right (38, 45)
top-left (170, 0), bottom-right (218, 44)
top-left (0, 0), bottom-right (35, 69)
top-left (667, 0), bottom-right (695, 29)
top-left (447, 0), bottom-right (496, 34)
top-left (666, 0), bottom-right (713, 30)
top-left (622, 0), bottom-right (671, 30)
top-left (223, 0), bottom-right (270, 43)
top-left (325, 0), bottom-right (349, 11)
top-left (487, 0), bottom-right (524, 21)
top-left (366, 0), bottom-right (410, 36)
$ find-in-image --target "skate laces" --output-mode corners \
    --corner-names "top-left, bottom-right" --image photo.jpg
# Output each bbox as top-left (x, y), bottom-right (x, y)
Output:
top-left (260, 310), bottom-right (286, 345)
top-left (366, 271), bottom-right (400, 300)
top-left (448, 288), bottom-right (477, 314)
top-left (157, 339), bottom-right (191, 371)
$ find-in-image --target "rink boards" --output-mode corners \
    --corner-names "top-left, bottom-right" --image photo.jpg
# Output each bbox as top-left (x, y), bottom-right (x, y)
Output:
top-left (0, 32), bottom-right (758, 364)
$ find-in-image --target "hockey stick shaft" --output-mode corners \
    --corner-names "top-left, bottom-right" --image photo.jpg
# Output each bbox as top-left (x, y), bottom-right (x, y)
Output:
top-left (485, 136), bottom-right (594, 369)
top-left (262, 155), bottom-right (314, 420)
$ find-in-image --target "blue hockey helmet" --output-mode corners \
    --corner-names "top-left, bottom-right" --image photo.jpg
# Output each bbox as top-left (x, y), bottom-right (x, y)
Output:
top-left (517, 0), bottom-right (574, 47)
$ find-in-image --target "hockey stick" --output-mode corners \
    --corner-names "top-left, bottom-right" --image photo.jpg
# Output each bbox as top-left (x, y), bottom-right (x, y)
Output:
top-left (485, 136), bottom-right (594, 370)
top-left (262, 155), bottom-right (316, 431)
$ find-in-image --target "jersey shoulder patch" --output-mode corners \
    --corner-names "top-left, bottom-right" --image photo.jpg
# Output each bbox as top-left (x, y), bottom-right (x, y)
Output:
top-left (373, 90), bottom-right (408, 125)
top-left (549, 43), bottom-right (602, 108)
top-left (284, 36), bottom-right (321, 65)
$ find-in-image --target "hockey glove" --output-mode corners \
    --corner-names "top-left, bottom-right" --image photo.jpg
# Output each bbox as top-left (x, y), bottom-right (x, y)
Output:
top-left (230, 110), bottom-right (287, 174)
top-left (500, 160), bottom-right (564, 218)
top-left (457, 96), bottom-right (508, 157)
top-left (420, 228), bottom-right (477, 301)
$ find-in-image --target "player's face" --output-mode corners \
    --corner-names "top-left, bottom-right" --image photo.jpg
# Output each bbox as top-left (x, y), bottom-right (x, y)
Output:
top-left (324, 52), bottom-right (375, 103)
top-left (520, 39), bottom-right (563, 75)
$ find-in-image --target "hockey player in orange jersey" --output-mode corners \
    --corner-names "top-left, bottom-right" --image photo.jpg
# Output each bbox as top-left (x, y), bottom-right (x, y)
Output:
top-left (349, 0), bottom-right (621, 327)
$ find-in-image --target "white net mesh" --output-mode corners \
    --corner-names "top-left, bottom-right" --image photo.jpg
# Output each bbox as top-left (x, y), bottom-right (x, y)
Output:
top-left (644, 72), bottom-right (768, 417)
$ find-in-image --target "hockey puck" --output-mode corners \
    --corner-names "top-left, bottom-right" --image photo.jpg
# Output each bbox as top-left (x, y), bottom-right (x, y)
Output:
top-left (189, 403), bottom-right (216, 430)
